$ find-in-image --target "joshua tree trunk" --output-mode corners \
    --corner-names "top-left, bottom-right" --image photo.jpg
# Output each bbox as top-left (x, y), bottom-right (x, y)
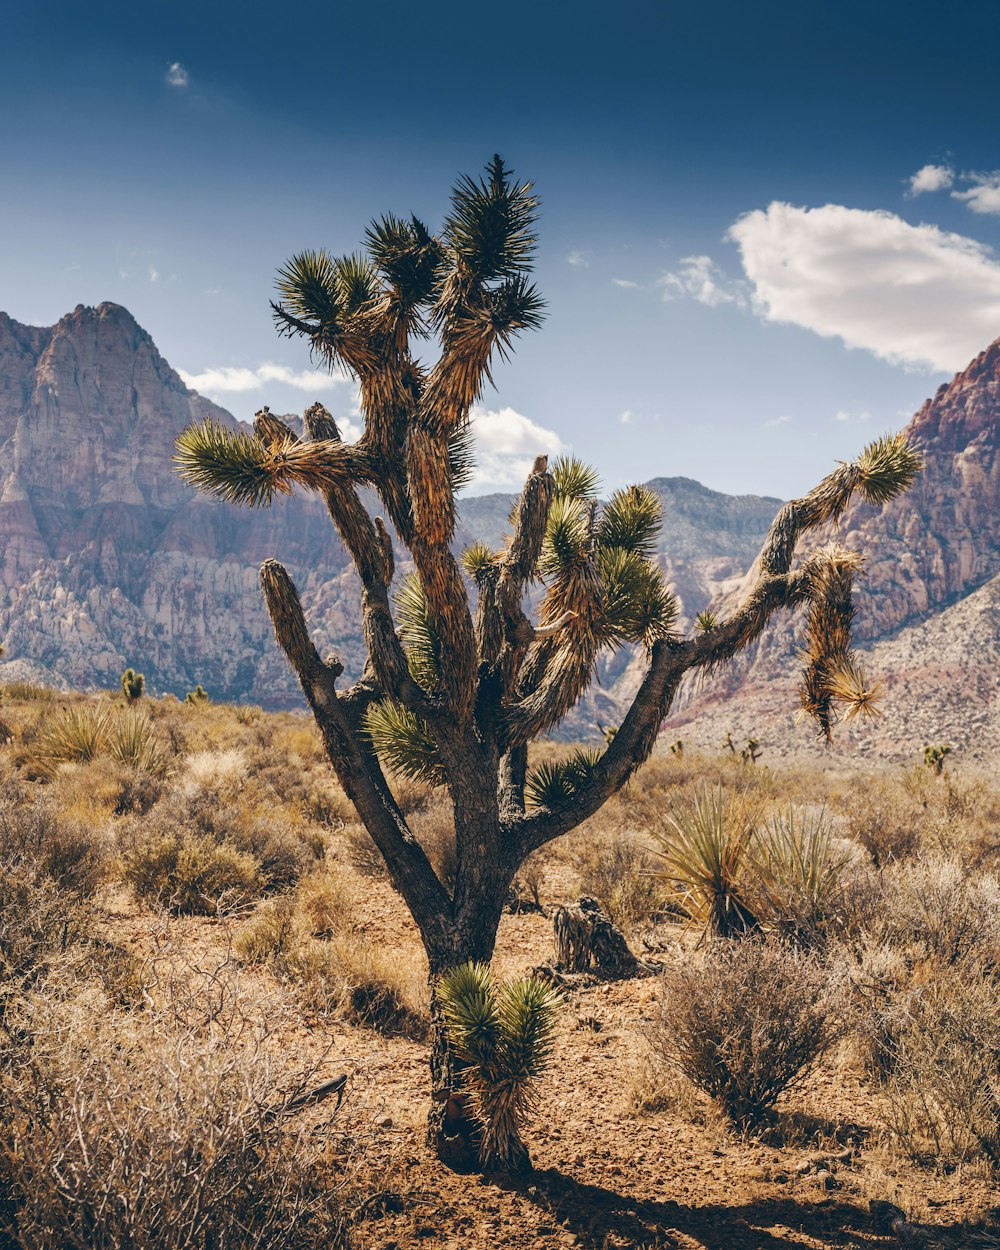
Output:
top-left (175, 156), bottom-right (922, 1167)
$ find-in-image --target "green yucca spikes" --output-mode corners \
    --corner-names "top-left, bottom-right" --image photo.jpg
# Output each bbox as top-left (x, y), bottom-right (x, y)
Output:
top-left (550, 455), bottom-right (600, 501)
top-left (855, 432), bottom-right (924, 506)
top-left (437, 961), bottom-right (561, 1168)
top-left (363, 699), bottom-right (445, 785)
top-left (184, 684), bottom-right (210, 706)
top-left (651, 785), bottom-right (761, 939)
top-left (394, 573), bottom-right (441, 688)
top-left (525, 746), bottom-right (603, 809)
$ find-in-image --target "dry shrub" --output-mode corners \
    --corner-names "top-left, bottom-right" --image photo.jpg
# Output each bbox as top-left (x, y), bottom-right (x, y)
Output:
top-left (652, 940), bottom-right (847, 1130)
top-left (0, 979), bottom-right (354, 1249)
top-left (297, 869), bottom-right (355, 938)
top-left (576, 838), bottom-right (666, 930)
top-left (880, 975), bottom-right (1000, 1167)
top-left (284, 938), bottom-right (428, 1040)
top-left (122, 831), bottom-right (261, 916)
top-left (234, 897), bottom-right (307, 963)
top-left (0, 781), bottom-right (108, 899)
top-left (843, 778), bottom-right (922, 866)
top-left (875, 857), bottom-right (1000, 971)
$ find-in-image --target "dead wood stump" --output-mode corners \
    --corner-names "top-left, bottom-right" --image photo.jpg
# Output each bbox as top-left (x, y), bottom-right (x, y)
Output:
top-left (550, 896), bottom-right (654, 979)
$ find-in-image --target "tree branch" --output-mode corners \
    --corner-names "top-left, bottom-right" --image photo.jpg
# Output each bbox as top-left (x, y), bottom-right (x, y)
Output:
top-left (259, 560), bottom-right (453, 947)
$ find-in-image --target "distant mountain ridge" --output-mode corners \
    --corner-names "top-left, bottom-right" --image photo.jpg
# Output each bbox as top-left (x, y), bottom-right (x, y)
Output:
top-left (0, 303), bottom-right (782, 705)
top-left (3, 301), bottom-right (997, 763)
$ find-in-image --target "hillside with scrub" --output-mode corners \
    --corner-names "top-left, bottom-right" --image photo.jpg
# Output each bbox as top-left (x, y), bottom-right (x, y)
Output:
top-left (2, 685), bottom-right (1000, 1249)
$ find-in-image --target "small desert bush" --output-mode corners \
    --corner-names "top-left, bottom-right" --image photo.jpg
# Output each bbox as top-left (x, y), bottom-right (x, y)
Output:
top-left (234, 897), bottom-right (307, 963)
top-left (577, 838), bottom-right (666, 930)
top-left (873, 857), bottom-right (1000, 971)
top-left (283, 937), bottom-right (428, 1039)
top-left (0, 782), bottom-right (108, 898)
top-left (0, 982), bottom-right (353, 1250)
top-left (122, 830), bottom-right (261, 915)
top-left (652, 939), bottom-right (847, 1129)
top-left (879, 974), bottom-right (1000, 1167)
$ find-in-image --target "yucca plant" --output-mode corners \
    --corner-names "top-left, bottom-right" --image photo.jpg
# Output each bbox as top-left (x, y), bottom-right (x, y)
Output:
top-left (749, 805), bottom-right (852, 945)
top-left (107, 710), bottom-right (170, 778)
top-left (30, 705), bottom-right (110, 777)
top-left (173, 155), bottom-right (920, 1165)
top-left (651, 786), bottom-right (760, 938)
top-left (437, 962), bottom-right (560, 1170)
top-left (184, 684), bottom-right (210, 705)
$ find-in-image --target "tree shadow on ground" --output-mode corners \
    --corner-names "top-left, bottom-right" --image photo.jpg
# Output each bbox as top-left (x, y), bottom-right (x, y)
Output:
top-left (500, 1167), bottom-right (990, 1250)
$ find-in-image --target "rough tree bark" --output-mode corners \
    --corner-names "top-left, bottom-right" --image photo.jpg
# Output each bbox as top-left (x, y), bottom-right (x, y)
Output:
top-left (175, 157), bottom-right (921, 1170)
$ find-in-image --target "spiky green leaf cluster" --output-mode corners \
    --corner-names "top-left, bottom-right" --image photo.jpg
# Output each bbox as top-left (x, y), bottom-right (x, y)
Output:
top-left (364, 213), bottom-right (442, 317)
top-left (550, 455), bottom-right (600, 501)
top-left (273, 249), bottom-right (342, 327)
top-left (695, 610), bottom-right (719, 633)
top-left (437, 961), bottom-right (561, 1167)
top-left (448, 422), bottom-right (476, 495)
top-left (651, 785), bottom-right (761, 939)
top-left (443, 155), bottom-right (540, 282)
top-left (461, 541), bottom-right (497, 581)
top-left (394, 573), bottom-right (440, 688)
top-left (525, 746), bottom-right (603, 809)
top-left (855, 432), bottom-right (923, 506)
top-left (596, 485), bottom-right (661, 560)
top-left (363, 699), bottom-right (445, 786)
top-left (174, 421), bottom-right (285, 508)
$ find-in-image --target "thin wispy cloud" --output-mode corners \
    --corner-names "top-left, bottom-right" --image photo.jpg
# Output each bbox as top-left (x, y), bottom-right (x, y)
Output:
top-left (467, 406), bottom-right (565, 490)
top-left (834, 409), bottom-right (872, 423)
top-left (179, 362), bottom-right (352, 395)
top-left (566, 250), bottom-right (589, 269)
top-left (166, 62), bottom-right (190, 88)
top-left (764, 413), bottom-right (793, 428)
top-left (659, 255), bottom-right (748, 309)
top-left (619, 409), bottom-right (634, 424)
top-left (906, 163), bottom-right (954, 196)
top-left (611, 278), bottom-right (640, 289)
top-left (728, 202), bottom-right (1000, 372)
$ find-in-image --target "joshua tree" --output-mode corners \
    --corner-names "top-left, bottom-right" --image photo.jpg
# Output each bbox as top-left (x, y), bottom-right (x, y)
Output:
top-left (184, 684), bottom-right (209, 705)
top-left (175, 156), bottom-right (921, 1166)
top-left (121, 667), bottom-right (145, 704)
top-left (923, 742), bottom-right (951, 775)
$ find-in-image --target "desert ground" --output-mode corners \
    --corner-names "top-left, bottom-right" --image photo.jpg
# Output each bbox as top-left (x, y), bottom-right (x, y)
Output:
top-left (2, 686), bottom-right (999, 1250)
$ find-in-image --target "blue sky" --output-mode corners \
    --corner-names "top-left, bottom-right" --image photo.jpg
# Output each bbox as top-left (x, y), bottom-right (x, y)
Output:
top-left (4, 0), bottom-right (1000, 497)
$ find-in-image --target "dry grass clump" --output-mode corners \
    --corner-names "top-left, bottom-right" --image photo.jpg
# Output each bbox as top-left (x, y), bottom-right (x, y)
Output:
top-left (122, 829), bottom-right (262, 916)
top-left (0, 977), bottom-right (354, 1250)
top-left (575, 837), bottom-right (666, 930)
top-left (652, 939), bottom-right (847, 1130)
top-left (232, 873), bottom-right (429, 1040)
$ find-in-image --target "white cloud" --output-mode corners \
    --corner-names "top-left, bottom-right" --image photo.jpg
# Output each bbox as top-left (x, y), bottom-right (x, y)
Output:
top-left (659, 255), bottom-right (748, 309)
top-left (764, 413), bottom-right (793, 428)
top-left (466, 406), bottom-right (565, 490)
top-left (952, 173), bottom-right (1000, 215)
top-left (619, 409), bottom-right (634, 424)
top-left (834, 409), bottom-right (872, 423)
top-left (566, 250), bottom-right (589, 269)
top-left (907, 163), bottom-right (954, 196)
top-left (612, 278), bottom-right (639, 289)
top-left (166, 62), bottom-right (190, 88)
top-left (148, 267), bottom-right (160, 283)
top-left (179, 362), bottom-right (352, 395)
top-left (728, 202), bottom-right (1000, 372)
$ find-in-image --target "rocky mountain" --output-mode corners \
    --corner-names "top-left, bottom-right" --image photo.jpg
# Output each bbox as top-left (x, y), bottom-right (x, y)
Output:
top-left (0, 303), bottom-right (782, 706)
top-left (4, 301), bottom-right (996, 764)
top-left (666, 340), bottom-right (1000, 766)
